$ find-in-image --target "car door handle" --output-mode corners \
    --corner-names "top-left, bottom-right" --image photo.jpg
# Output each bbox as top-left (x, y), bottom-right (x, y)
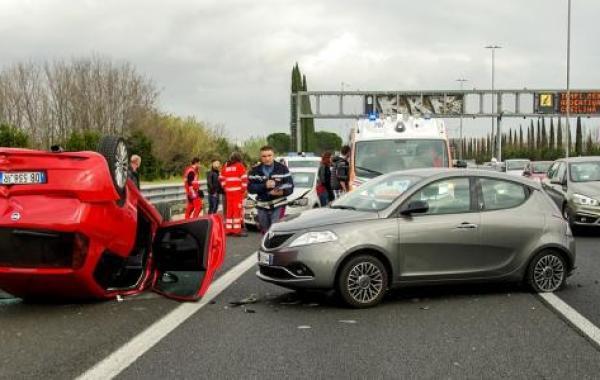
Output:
top-left (455, 222), bottom-right (478, 229)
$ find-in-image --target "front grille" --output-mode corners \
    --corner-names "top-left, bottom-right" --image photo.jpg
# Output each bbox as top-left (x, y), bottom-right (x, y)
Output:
top-left (0, 228), bottom-right (74, 268)
top-left (263, 233), bottom-right (294, 249)
top-left (259, 265), bottom-right (295, 280)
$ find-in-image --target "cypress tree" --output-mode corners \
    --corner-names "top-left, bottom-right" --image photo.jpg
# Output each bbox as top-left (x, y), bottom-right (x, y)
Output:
top-left (541, 118), bottom-right (547, 148)
top-left (586, 132), bottom-right (594, 155)
top-left (549, 118), bottom-right (555, 149)
top-left (575, 116), bottom-right (583, 156)
top-left (557, 118), bottom-right (563, 150)
top-left (536, 119), bottom-right (542, 150)
top-left (519, 125), bottom-right (524, 149)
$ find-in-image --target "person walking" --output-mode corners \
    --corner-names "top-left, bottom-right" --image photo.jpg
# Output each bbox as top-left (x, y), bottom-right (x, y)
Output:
top-left (248, 145), bottom-right (294, 233)
top-left (219, 152), bottom-right (248, 236)
top-left (206, 159), bottom-right (223, 214)
top-left (128, 154), bottom-right (141, 189)
top-left (317, 151), bottom-right (333, 206)
top-left (183, 157), bottom-right (204, 219)
top-left (331, 145), bottom-right (351, 199)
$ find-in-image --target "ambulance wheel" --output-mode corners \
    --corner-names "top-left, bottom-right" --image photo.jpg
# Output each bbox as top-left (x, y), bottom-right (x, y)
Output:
top-left (98, 136), bottom-right (128, 207)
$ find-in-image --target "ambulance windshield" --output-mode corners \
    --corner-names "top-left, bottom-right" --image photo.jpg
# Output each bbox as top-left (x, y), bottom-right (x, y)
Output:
top-left (354, 139), bottom-right (448, 178)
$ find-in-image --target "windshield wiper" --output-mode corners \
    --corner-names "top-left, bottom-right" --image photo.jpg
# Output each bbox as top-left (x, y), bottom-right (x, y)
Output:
top-left (355, 166), bottom-right (383, 176)
top-left (330, 205), bottom-right (357, 210)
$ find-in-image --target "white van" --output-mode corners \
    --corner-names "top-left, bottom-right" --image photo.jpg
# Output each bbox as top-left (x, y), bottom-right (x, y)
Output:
top-left (349, 114), bottom-right (452, 187)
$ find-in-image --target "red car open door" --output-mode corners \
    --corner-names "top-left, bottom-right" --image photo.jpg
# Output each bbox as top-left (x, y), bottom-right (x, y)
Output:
top-left (151, 214), bottom-right (225, 301)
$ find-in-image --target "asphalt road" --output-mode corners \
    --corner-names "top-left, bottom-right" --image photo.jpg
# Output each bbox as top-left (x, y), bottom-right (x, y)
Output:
top-left (1, 231), bottom-right (599, 379)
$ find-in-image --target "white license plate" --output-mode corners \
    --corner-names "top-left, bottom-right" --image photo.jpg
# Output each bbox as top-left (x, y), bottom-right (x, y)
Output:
top-left (258, 251), bottom-right (272, 265)
top-left (0, 171), bottom-right (46, 185)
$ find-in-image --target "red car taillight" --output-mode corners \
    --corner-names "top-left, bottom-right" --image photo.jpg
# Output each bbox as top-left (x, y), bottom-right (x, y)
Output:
top-left (72, 233), bottom-right (89, 269)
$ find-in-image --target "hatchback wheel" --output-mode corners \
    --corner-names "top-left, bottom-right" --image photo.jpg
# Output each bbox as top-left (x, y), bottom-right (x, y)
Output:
top-left (527, 250), bottom-right (567, 292)
top-left (97, 136), bottom-right (128, 207)
top-left (337, 255), bottom-right (388, 308)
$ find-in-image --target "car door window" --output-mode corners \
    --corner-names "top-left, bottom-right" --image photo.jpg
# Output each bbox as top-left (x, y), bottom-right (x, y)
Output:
top-left (555, 163), bottom-right (566, 183)
top-left (406, 177), bottom-right (471, 215)
top-left (480, 178), bottom-right (528, 211)
top-left (547, 162), bottom-right (559, 179)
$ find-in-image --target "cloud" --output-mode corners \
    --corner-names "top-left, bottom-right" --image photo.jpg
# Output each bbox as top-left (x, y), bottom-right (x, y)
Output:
top-left (1, 0), bottom-right (599, 141)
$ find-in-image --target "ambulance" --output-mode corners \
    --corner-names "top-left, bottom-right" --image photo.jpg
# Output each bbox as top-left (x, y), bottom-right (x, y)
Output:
top-left (349, 114), bottom-right (452, 188)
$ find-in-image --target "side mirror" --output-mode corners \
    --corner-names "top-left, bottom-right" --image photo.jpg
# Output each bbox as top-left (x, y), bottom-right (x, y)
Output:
top-left (400, 200), bottom-right (429, 216)
top-left (455, 160), bottom-right (467, 168)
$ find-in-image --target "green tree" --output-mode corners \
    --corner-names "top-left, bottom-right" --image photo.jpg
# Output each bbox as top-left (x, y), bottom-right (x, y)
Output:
top-left (0, 123), bottom-right (29, 147)
top-left (575, 117), bottom-right (583, 156)
top-left (65, 130), bottom-right (101, 151)
top-left (127, 129), bottom-right (161, 181)
top-left (267, 133), bottom-right (291, 154)
top-left (313, 131), bottom-right (342, 154)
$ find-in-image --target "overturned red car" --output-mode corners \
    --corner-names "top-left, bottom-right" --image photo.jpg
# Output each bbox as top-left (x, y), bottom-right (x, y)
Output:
top-left (0, 137), bottom-right (225, 301)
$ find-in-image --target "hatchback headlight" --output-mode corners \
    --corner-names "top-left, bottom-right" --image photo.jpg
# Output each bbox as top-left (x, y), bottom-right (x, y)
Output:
top-left (290, 198), bottom-right (309, 207)
top-left (572, 193), bottom-right (599, 206)
top-left (288, 231), bottom-right (338, 247)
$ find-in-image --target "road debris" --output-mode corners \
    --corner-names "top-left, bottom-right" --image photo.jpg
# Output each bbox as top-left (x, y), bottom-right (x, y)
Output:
top-left (229, 294), bottom-right (258, 307)
top-left (297, 325), bottom-right (311, 329)
top-left (338, 320), bottom-right (357, 324)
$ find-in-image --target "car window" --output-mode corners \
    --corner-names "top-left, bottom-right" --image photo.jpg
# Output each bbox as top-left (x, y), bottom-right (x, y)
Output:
top-left (291, 172), bottom-right (316, 188)
top-left (333, 173), bottom-right (422, 211)
top-left (556, 163), bottom-right (566, 182)
top-left (480, 178), bottom-right (528, 211)
top-left (569, 161), bottom-right (600, 182)
top-left (406, 177), bottom-right (471, 215)
top-left (547, 162), bottom-right (559, 179)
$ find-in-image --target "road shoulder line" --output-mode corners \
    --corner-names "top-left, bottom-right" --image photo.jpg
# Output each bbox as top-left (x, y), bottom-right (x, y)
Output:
top-left (76, 253), bottom-right (257, 380)
top-left (539, 292), bottom-right (600, 349)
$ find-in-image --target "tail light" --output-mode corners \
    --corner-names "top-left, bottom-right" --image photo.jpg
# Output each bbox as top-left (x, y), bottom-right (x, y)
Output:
top-left (72, 233), bottom-right (89, 269)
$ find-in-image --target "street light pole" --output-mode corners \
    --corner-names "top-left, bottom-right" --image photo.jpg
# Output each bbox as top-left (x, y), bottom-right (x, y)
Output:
top-left (565, 0), bottom-right (572, 158)
top-left (485, 45), bottom-right (502, 159)
top-left (456, 78), bottom-right (468, 160)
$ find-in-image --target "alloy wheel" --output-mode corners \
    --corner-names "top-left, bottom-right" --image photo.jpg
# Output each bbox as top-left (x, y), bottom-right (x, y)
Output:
top-left (114, 141), bottom-right (128, 189)
top-left (347, 262), bottom-right (384, 304)
top-left (533, 254), bottom-right (565, 292)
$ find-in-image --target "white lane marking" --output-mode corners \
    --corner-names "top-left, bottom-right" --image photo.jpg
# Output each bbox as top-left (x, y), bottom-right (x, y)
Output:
top-left (77, 254), bottom-right (257, 380)
top-left (539, 293), bottom-right (600, 347)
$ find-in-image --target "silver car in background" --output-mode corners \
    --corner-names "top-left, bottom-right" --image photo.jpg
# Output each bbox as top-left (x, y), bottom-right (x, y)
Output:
top-left (257, 169), bottom-right (576, 308)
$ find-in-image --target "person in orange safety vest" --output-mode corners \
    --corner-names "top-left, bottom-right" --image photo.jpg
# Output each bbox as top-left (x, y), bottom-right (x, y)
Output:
top-left (183, 157), bottom-right (204, 219)
top-left (219, 152), bottom-right (248, 236)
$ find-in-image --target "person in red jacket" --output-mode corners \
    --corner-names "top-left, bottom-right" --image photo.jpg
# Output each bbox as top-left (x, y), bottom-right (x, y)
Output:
top-left (220, 152), bottom-right (248, 236)
top-left (183, 157), bottom-right (204, 219)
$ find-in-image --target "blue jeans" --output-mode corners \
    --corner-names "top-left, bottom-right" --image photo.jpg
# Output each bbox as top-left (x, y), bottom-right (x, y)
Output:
top-left (319, 192), bottom-right (329, 207)
top-left (208, 194), bottom-right (219, 214)
top-left (257, 206), bottom-right (282, 233)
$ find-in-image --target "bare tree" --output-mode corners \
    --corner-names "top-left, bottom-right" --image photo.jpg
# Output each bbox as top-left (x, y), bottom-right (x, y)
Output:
top-left (0, 56), bottom-right (159, 148)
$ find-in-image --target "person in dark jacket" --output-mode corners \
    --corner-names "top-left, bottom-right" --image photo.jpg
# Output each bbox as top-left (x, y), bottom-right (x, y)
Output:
top-left (128, 154), bottom-right (141, 189)
top-left (330, 145), bottom-right (351, 199)
top-left (317, 151), bottom-right (333, 206)
top-left (248, 145), bottom-right (294, 233)
top-left (206, 159), bottom-right (222, 214)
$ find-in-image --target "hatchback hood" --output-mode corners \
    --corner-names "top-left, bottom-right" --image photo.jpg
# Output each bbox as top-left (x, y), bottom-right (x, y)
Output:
top-left (570, 181), bottom-right (600, 199)
top-left (271, 207), bottom-right (379, 231)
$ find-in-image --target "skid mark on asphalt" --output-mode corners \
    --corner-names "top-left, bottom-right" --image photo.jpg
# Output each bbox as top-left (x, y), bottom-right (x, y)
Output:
top-left (76, 253), bottom-right (257, 380)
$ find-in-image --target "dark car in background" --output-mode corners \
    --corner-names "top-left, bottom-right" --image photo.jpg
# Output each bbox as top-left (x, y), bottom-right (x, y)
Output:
top-left (257, 169), bottom-right (575, 308)
top-left (542, 157), bottom-right (600, 229)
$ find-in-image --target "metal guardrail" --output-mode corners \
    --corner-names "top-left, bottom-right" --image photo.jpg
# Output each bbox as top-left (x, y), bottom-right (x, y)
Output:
top-left (141, 181), bottom-right (208, 219)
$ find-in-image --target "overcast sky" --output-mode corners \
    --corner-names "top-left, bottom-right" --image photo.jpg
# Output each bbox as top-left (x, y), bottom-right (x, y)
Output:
top-left (1, 0), bottom-right (600, 141)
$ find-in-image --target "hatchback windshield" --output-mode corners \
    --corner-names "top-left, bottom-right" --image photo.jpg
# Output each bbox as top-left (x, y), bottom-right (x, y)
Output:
top-left (286, 160), bottom-right (320, 168)
top-left (506, 160), bottom-right (529, 171)
top-left (354, 139), bottom-right (448, 179)
top-left (332, 173), bottom-right (422, 211)
top-left (532, 162), bottom-right (552, 173)
top-left (291, 172), bottom-right (315, 188)
top-left (570, 161), bottom-right (600, 182)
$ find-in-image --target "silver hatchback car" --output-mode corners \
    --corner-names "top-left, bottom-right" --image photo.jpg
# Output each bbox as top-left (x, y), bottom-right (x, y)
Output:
top-left (256, 169), bottom-right (576, 308)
